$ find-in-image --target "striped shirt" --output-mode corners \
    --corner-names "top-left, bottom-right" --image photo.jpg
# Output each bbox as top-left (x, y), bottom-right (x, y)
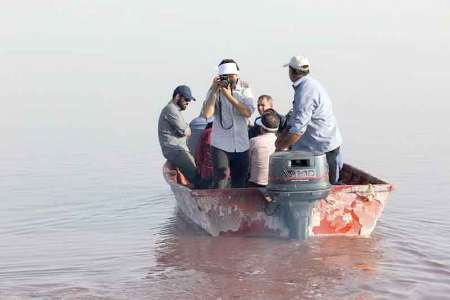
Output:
top-left (207, 80), bottom-right (255, 153)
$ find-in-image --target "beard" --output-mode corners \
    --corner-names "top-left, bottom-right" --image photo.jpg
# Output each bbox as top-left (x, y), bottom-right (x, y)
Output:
top-left (176, 99), bottom-right (187, 110)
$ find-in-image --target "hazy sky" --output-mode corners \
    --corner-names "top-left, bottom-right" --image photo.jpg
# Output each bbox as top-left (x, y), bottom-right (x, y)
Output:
top-left (1, 0), bottom-right (449, 133)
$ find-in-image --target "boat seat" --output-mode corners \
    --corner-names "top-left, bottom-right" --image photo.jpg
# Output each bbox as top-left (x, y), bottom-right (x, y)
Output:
top-left (339, 164), bottom-right (384, 185)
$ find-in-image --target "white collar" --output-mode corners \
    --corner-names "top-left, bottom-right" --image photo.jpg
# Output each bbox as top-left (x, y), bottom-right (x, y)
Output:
top-left (293, 77), bottom-right (303, 87)
top-left (292, 75), bottom-right (309, 88)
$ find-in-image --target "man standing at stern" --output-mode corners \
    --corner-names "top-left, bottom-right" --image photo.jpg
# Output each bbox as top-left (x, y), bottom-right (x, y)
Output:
top-left (275, 55), bottom-right (343, 184)
top-left (202, 59), bottom-right (255, 188)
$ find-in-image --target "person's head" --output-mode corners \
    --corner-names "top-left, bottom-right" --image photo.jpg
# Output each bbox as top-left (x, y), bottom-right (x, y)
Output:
top-left (218, 59), bottom-right (240, 86)
top-left (172, 85), bottom-right (196, 111)
top-left (257, 95), bottom-right (274, 116)
top-left (284, 55), bottom-right (310, 82)
top-left (255, 111), bottom-right (280, 134)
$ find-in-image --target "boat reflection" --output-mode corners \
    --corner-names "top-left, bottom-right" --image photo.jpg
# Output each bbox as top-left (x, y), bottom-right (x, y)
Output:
top-left (145, 210), bottom-right (384, 299)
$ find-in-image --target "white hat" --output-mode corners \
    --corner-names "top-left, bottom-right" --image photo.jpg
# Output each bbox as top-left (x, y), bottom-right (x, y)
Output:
top-left (283, 55), bottom-right (310, 71)
top-left (218, 63), bottom-right (240, 75)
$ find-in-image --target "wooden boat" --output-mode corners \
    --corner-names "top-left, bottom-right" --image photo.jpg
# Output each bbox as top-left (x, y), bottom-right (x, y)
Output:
top-left (163, 161), bottom-right (394, 238)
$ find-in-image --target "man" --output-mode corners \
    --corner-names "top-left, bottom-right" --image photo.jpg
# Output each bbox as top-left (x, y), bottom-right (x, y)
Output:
top-left (249, 95), bottom-right (286, 139)
top-left (158, 85), bottom-right (199, 186)
top-left (248, 111), bottom-right (280, 187)
top-left (202, 59), bottom-right (255, 188)
top-left (257, 94), bottom-right (273, 116)
top-left (275, 55), bottom-right (343, 184)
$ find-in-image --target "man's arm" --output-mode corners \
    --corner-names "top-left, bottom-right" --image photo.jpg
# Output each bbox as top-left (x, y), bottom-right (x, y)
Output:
top-left (165, 106), bottom-right (191, 137)
top-left (275, 131), bottom-right (301, 151)
top-left (275, 84), bottom-right (315, 150)
top-left (202, 77), bottom-right (220, 119)
top-left (221, 85), bottom-right (252, 118)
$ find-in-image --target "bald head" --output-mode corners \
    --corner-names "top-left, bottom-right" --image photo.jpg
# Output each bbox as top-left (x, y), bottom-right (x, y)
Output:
top-left (257, 95), bottom-right (273, 116)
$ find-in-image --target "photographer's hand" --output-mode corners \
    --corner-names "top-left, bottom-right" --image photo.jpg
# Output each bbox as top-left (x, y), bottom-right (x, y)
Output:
top-left (220, 85), bottom-right (232, 99)
top-left (220, 86), bottom-right (252, 118)
top-left (211, 76), bottom-right (220, 92)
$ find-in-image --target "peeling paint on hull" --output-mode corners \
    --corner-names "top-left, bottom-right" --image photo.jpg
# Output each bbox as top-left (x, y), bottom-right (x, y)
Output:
top-left (163, 162), bottom-right (394, 238)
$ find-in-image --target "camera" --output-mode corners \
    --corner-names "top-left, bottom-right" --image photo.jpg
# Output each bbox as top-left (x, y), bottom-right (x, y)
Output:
top-left (218, 75), bottom-right (230, 88)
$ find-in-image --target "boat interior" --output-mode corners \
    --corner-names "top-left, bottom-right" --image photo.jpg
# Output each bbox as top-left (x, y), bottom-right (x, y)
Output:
top-left (164, 161), bottom-right (388, 189)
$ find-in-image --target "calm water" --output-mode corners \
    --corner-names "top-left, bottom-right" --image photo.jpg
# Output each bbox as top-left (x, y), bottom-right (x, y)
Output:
top-left (1, 124), bottom-right (449, 299)
top-left (2, 1), bottom-right (450, 299)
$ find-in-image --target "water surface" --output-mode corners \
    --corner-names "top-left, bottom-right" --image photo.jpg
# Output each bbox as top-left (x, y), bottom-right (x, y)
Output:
top-left (1, 1), bottom-right (450, 299)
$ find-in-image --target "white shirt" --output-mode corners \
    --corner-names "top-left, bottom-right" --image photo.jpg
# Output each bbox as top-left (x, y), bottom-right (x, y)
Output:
top-left (207, 80), bottom-right (255, 152)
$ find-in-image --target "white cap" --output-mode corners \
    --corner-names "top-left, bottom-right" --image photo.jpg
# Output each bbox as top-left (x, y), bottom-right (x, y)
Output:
top-left (218, 63), bottom-right (239, 75)
top-left (283, 55), bottom-right (310, 71)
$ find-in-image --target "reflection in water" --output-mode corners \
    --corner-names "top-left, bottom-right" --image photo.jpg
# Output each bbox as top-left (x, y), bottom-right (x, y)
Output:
top-left (2, 127), bottom-right (450, 299)
top-left (142, 211), bottom-right (383, 299)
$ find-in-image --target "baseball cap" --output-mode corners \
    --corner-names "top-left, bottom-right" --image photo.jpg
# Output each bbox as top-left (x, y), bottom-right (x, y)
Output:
top-left (283, 55), bottom-right (310, 71)
top-left (173, 85), bottom-right (196, 101)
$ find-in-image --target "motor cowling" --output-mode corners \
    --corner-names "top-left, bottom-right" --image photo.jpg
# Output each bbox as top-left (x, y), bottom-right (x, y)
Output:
top-left (267, 151), bottom-right (331, 240)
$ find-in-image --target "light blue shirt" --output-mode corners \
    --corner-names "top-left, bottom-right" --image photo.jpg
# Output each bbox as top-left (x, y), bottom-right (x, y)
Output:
top-left (288, 75), bottom-right (342, 153)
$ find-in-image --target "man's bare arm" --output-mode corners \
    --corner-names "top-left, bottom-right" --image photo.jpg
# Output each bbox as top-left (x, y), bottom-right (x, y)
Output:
top-left (221, 86), bottom-right (252, 118)
top-left (275, 132), bottom-right (301, 151)
top-left (202, 77), bottom-right (220, 119)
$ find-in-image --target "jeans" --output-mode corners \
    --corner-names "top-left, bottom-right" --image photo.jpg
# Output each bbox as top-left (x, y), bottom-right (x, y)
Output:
top-left (325, 146), bottom-right (343, 184)
top-left (211, 146), bottom-right (249, 189)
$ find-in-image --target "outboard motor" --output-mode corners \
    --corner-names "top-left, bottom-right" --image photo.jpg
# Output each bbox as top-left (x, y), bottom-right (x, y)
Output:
top-left (267, 151), bottom-right (331, 240)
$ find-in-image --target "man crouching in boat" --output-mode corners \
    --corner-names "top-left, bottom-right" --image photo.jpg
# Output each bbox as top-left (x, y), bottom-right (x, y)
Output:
top-left (158, 85), bottom-right (200, 187)
top-left (248, 110), bottom-right (280, 187)
top-left (275, 55), bottom-right (343, 184)
top-left (202, 59), bottom-right (255, 188)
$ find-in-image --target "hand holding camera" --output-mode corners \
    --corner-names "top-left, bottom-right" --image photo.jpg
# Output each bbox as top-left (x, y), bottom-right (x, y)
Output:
top-left (218, 75), bottom-right (231, 88)
top-left (211, 76), bottom-right (221, 92)
top-left (211, 75), bottom-right (232, 97)
top-left (218, 75), bottom-right (233, 99)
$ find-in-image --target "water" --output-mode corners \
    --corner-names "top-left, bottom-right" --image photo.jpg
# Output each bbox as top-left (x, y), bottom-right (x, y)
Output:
top-left (1, 125), bottom-right (449, 299)
top-left (2, 1), bottom-right (450, 299)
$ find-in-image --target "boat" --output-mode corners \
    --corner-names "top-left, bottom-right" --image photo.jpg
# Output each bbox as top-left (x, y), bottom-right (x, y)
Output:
top-left (163, 161), bottom-right (394, 238)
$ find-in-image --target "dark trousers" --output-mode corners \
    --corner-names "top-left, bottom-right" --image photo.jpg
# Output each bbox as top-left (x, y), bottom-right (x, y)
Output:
top-left (325, 146), bottom-right (343, 185)
top-left (164, 150), bottom-right (199, 186)
top-left (212, 146), bottom-right (249, 189)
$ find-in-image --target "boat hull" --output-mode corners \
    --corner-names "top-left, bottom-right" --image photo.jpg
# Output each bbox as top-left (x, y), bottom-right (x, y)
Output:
top-left (163, 162), bottom-right (393, 238)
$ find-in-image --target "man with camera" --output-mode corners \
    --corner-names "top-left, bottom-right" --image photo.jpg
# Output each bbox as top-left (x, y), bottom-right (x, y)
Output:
top-left (202, 59), bottom-right (255, 188)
